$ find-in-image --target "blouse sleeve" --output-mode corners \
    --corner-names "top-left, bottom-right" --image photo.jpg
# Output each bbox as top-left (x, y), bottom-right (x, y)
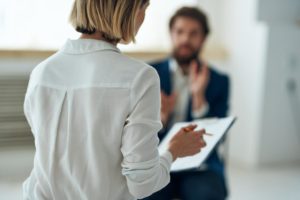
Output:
top-left (23, 72), bottom-right (36, 135)
top-left (121, 66), bottom-right (173, 199)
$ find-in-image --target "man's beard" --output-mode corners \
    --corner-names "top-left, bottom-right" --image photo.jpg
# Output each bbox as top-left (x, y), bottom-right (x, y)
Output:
top-left (172, 45), bottom-right (200, 66)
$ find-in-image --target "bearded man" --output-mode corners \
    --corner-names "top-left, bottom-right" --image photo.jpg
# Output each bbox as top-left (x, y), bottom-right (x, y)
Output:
top-left (144, 7), bottom-right (230, 200)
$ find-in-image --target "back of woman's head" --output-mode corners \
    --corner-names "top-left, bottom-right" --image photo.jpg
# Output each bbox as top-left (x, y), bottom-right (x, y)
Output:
top-left (69, 0), bottom-right (149, 43)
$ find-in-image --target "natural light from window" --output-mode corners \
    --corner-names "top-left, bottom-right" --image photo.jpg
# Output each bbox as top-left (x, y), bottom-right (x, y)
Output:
top-left (0, 0), bottom-right (199, 52)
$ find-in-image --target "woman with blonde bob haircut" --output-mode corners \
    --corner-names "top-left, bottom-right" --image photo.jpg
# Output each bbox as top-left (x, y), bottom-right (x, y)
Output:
top-left (23, 0), bottom-right (206, 199)
top-left (69, 0), bottom-right (144, 43)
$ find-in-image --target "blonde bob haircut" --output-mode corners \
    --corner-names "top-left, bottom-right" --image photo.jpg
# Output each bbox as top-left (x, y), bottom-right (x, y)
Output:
top-left (69, 0), bottom-right (149, 43)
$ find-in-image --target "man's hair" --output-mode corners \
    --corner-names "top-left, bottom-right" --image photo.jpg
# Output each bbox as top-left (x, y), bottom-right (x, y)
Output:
top-left (169, 7), bottom-right (210, 37)
top-left (69, 0), bottom-right (149, 43)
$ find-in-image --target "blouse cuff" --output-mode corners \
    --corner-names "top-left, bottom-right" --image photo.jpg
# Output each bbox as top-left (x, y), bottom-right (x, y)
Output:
top-left (160, 150), bottom-right (173, 171)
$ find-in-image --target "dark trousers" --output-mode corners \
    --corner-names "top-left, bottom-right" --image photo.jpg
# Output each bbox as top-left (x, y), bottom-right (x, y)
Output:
top-left (142, 170), bottom-right (227, 200)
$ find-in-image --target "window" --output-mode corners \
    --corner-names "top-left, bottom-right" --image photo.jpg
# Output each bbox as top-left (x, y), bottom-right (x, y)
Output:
top-left (120, 0), bottom-right (199, 51)
top-left (0, 0), bottom-right (198, 51)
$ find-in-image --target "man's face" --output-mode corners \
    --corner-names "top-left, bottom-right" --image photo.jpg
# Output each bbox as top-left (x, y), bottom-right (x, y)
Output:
top-left (170, 17), bottom-right (206, 66)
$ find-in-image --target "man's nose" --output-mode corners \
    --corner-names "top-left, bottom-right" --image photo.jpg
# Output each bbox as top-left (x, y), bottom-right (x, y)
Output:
top-left (179, 33), bottom-right (190, 43)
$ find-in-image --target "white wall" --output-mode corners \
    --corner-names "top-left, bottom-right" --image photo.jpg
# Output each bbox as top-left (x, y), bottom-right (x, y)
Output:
top-left (257, 0), bottom-right (300, 165)
top-left (259, 24), bottom-right (300, 165)
top-left (200, 0), bottom-right (269, 168)
top-left (198, 0), bottom-right (300, 168)
top-left (0, 56), bottom-right (44, 76)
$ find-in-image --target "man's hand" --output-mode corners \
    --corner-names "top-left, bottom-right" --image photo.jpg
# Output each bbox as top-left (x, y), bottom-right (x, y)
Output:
top-left (161, 91), bottom-right (177, 127)
top-left (188, 60), bottom-right (210, 111)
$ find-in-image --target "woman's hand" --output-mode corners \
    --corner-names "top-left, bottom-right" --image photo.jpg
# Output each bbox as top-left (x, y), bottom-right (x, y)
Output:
top-left (167, 124), bottom-right (206, 161)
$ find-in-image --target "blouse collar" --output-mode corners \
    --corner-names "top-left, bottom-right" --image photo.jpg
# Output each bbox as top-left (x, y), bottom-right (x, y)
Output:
top-left (61, 38), bottom-right (121, 54)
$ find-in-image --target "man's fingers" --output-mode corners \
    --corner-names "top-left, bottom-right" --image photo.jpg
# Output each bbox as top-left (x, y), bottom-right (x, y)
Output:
top-left (200, 63), bottom-right (210, 81)
top-left (170, 93), bottom-right (177, 103)
top-left (171, 92), bottom-right (177, 99)
top-left (161, 94), bottom-right (167, 102)
top-left (189, 60), bottom-right (198, 79)
top-left (161, 92), bottom-right (177, 107)
top-left (161, 91), bottom-right (167, 97)
top-left (190, 60), bottom-right (198, 72)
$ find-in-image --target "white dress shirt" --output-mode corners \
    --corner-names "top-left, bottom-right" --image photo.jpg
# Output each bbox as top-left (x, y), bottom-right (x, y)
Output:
top-left (22, 39), bottom-right (173, 200)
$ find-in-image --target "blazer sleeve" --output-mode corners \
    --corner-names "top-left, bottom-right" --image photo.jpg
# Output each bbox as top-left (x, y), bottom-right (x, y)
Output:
top-left (209, 75), bottom-right (230, 118)
top-left (120, 66), bottom-right (172, 199)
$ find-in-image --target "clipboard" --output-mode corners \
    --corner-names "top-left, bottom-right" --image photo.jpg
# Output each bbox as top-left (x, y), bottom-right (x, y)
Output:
top-left (158, 116), bottom-right (236, 172)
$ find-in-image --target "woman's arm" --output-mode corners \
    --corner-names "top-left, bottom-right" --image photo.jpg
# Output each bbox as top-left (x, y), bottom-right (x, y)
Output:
top-left (120, 67), bottom-right (172, 199)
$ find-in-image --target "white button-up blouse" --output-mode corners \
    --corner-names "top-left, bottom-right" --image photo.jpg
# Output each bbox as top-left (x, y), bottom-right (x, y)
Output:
top-left (22, 39), bottom-right (173, 200)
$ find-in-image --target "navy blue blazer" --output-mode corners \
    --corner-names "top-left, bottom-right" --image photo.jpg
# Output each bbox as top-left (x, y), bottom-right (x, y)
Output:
top-left (150, 58), bottom-right (230, 180)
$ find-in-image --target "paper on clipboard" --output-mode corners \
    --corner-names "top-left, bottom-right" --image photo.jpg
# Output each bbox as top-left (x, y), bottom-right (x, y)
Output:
top-left (158, 116), bottom-right (236, 172)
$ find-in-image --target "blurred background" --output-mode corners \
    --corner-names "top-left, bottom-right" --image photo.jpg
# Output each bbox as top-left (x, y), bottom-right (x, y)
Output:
top-left (0, 0), bottom-right (299, 199)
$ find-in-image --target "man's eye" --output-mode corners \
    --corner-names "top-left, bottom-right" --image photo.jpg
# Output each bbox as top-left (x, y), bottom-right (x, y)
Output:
top-left (176, 30), bottom-right (184, 35)
top-left (190, 32), bottom-right (197, 37)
